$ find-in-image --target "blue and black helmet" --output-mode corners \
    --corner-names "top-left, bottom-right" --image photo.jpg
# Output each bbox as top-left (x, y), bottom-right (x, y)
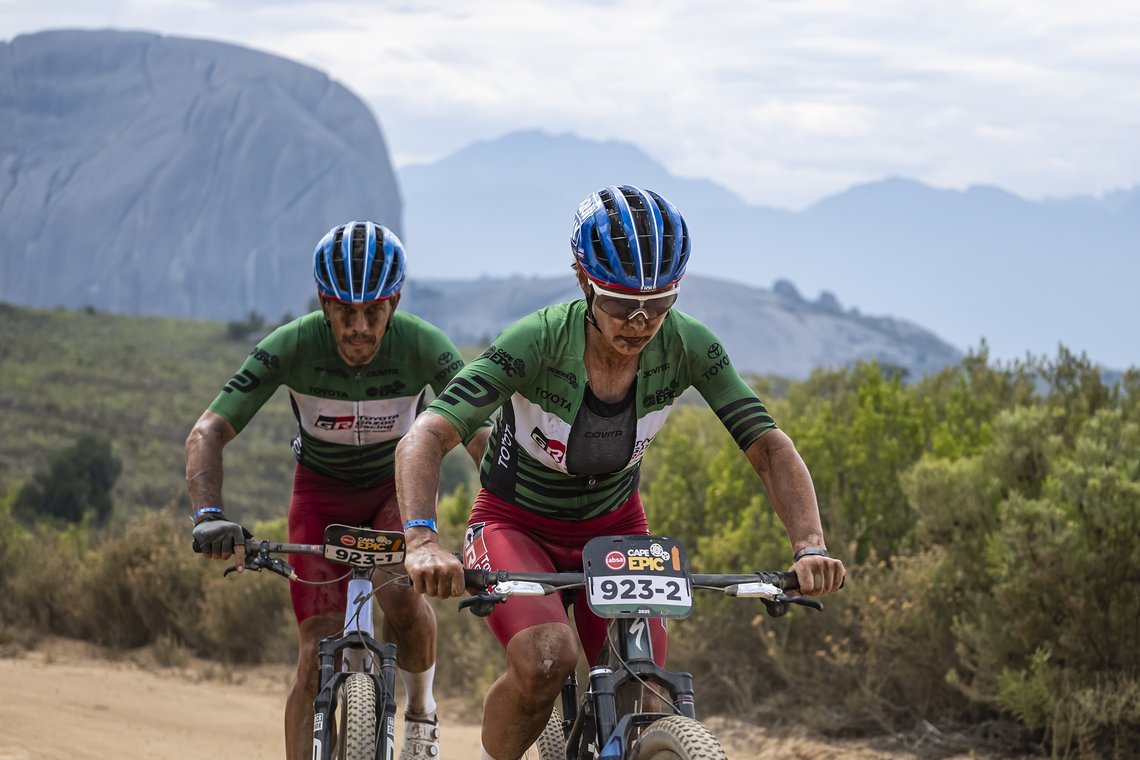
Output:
top-left (313, 221), bottom-right (406, 303)
top-left (571, 185), bottom-right (690, 292)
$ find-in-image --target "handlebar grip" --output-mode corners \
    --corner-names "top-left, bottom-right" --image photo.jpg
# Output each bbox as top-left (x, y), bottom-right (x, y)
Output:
top-left (463, 568), bottom-right (489, 588)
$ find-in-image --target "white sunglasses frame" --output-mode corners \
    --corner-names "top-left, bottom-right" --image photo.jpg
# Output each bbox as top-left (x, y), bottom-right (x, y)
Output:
top-left (588, 280), bottom-right (679, 321)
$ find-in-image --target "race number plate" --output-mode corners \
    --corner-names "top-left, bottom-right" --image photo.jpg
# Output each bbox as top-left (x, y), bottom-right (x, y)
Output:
top-left (322, 525), bottom-right (405, 568)
top-left (582, 535), bottom-right (693, 619)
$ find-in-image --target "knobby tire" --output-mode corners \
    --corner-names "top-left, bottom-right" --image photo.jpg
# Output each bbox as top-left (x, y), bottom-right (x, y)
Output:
top-left (535, 707), bottom-right (568, 760)
top-left (336, 673), bottom-right (378, 760)
top-left (628, 716), bottom-right (728, 760)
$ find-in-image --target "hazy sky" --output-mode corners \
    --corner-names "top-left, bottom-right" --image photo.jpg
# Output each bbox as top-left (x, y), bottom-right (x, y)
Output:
top-left (4, 0), bottom-right (1140, 209)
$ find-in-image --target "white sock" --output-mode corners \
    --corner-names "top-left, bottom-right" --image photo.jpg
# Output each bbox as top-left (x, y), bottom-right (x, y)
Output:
top-left (398, 664), bottom-right (437, 719)
top-left (480, 744), bottom-right (500, 760)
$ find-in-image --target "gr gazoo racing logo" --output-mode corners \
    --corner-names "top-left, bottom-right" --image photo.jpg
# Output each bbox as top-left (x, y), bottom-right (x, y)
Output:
top-left (531, 428), bottom-right (566, 464)
top-left (605, 551), bottom-right (626, 570)
top-left (315, 415), bottom-right (355, 431)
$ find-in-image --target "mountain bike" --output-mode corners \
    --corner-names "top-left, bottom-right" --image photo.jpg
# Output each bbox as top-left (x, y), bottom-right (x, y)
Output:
top-left (461, 534), bottom-right (822, 760)
top-left (197, 524), bottom-right (407, 760)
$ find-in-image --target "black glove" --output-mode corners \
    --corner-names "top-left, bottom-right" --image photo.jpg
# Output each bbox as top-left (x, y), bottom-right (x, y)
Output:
top-left (192, 517), bottom-right (250, 556)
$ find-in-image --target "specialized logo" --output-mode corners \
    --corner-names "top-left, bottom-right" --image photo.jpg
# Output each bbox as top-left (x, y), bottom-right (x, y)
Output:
top-left (249, 347), bottom-right (280, 370)
top-left (315, 415), bottom-right (355, 431)
top-left (630, 617), bottom-right (648, 650)
top-left (222, 369), bottom-right (261, 394)
top-left (530, 428), bottom-right (567, 464)
top-left (547, 367), bottom-right (580, 388)
top-left (438, 376), bottom-right (501, 408)
top-left (605, 551), bottom-right (625, 570)
top-left (480, 345), bottom-right (526, 378)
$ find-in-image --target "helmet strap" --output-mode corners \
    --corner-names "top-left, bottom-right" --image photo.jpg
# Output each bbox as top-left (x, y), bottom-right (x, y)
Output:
top-left (575, 266), bottom-right (602, 332)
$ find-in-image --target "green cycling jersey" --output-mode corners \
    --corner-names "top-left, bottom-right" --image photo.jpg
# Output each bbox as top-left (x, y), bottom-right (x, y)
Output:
top-left (427, 300), bottom-right (777, 519)
top-left (208, 310), bottom-right (466, 487)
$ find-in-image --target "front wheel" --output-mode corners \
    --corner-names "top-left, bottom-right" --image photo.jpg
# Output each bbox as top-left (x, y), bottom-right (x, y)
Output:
top-left (336, 673), bottom-right (378, 760)
top-left (628, 716), bottom-right (727, 760)
top-left (534, 707), bottom-right (567, 760)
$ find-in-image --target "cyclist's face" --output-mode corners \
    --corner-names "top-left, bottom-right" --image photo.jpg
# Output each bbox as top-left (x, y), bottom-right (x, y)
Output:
top-left (585, 283), bottom-right (673, 357)
top-left (320, 295), bottom-right (398, 366)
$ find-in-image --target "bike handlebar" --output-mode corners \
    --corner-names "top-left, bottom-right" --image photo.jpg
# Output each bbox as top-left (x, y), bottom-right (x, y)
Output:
top-left (459, 567), bottom-right (818, 617)
top-left (461, 568), bottom-right (800, 591)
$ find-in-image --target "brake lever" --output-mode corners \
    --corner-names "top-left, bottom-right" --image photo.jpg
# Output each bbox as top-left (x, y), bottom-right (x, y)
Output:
top-left (458, 592), bottom-right (507, 617)
top-left (222, 540), bottom-right (296, 580)
top-left (779, 593), bottom-right (823, 611)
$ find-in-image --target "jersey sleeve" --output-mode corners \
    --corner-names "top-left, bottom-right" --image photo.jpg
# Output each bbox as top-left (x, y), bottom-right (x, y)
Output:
top-left (426, 310), bottom-right (546, 441)
top-left (682, 316), bottom-right (778, 451)
top-left (206, 325), bottom-right (294, 434)
top-left (415, 321), bottom-right (468, 396)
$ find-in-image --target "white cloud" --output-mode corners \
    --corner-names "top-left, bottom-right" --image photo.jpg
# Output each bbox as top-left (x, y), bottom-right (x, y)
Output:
top-left (4, 0), bottom-right (1140, 207)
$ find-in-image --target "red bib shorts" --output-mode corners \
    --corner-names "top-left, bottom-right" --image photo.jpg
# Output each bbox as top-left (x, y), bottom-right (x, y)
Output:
top-left (463, 488), bottom-right (668, 667)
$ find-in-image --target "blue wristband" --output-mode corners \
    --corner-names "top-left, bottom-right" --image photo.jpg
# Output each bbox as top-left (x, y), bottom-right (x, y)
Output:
top-left (403, 519), bottom-right (438, 533)
top-left (191, 506), bottom-right (225, 524)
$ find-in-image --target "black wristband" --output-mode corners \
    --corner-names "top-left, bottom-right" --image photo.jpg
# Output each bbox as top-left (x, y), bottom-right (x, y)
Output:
top-left (793, 546), bottom-right (830, 563)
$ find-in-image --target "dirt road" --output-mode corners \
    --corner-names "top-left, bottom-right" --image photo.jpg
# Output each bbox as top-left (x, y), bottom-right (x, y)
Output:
top-left (0, 639), bottom-right (1027, 760)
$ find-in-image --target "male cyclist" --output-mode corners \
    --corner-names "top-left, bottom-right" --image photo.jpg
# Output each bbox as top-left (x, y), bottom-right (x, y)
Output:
top-left (186, 221), bottom-right (488, 760)
top-left (394, 186), bottom-right (846, 760)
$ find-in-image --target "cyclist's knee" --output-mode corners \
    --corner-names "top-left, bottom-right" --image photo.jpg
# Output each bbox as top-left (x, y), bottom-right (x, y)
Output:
top-left (505, 625), bottom-right (577, 700)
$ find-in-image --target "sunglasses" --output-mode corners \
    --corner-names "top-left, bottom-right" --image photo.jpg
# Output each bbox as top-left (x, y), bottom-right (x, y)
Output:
top-left (589, 280), bottom-right (679, 320)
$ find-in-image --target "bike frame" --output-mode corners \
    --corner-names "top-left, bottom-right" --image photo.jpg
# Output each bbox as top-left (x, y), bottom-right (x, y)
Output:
top-left (310, 563), bottom-right (399, 760)
top-left (554, 614), bottom-right (696, 760)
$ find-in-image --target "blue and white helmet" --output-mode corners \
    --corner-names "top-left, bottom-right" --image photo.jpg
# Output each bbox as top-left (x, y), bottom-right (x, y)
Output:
top-left (313, 221), bottom-right (406, 303)
top-left (571, 185), bottom-right (690, 292)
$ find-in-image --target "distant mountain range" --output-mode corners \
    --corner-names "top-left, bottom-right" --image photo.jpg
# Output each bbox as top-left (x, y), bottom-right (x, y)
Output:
top-left (0, 29), bottom-right (1131, 378)
top-left (400, 131), bottom-right (1139, 371)
top-left (399, 274), bottom-right (962, 380)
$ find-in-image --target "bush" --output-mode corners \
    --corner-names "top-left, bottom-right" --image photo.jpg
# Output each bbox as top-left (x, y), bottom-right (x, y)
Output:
top-left (14, 433), bottom-right (122, 525)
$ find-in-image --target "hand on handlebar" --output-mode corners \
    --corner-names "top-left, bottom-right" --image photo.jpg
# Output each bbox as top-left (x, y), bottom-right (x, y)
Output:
top-left (404, 541), bottom-right (465, 599)
top-left (791, 555), bottom-right (845, 596)
top-left (191, 519), bottom-right (252, 572)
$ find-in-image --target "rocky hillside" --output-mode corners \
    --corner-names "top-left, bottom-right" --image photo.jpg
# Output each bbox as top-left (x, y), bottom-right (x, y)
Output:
top-left (0, 29), bottom-right (402, 320)
top-left (400, 274), bottom-right (962, 379)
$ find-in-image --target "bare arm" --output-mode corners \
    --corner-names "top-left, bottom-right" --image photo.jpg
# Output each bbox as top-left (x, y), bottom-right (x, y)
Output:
top-left (464, 425), bottom-right (491, 467)
top-left (745, 428), bottom-right (844, 595)
top-left (185, 410), bottom-right (246, 567)
top-left (395, 411), bottom-right (466, 598)
top-left (185, 410), bottom-right (237, 511)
